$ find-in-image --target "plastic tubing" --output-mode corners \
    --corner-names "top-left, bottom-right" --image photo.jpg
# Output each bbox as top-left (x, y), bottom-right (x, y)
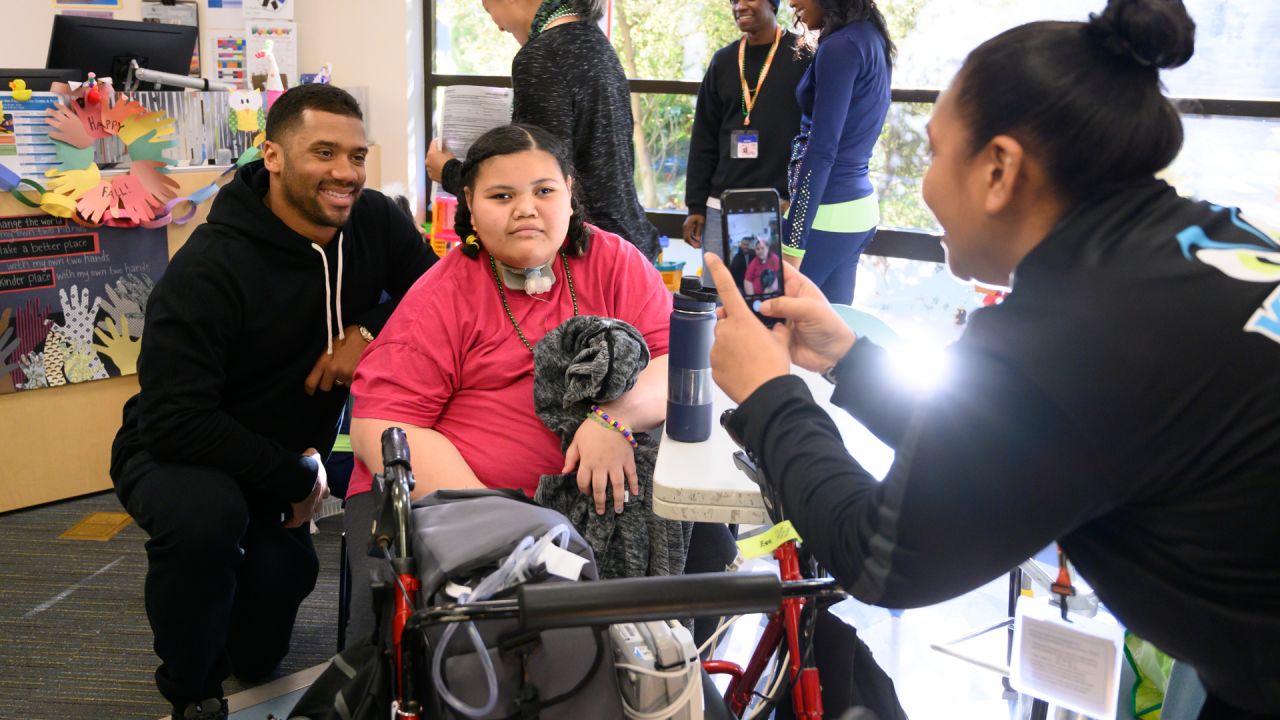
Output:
top-left (431, 524), bottom-right (572, 718)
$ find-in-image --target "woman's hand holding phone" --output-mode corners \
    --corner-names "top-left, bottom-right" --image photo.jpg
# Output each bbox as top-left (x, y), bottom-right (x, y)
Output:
top-left (707, 254), bottom-right (857, 404)
top-left (706, 254), bottom-right (793, 403)
top-left (759, 263), bottom-right (856, 375)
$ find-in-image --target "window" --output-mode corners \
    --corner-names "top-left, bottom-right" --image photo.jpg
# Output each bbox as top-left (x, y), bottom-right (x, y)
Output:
top-left (425, 0), bottom-right (1280, 238)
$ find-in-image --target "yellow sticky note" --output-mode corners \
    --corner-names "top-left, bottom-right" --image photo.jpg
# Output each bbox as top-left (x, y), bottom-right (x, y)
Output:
top-left (735, 520), bottom-right (802, 560)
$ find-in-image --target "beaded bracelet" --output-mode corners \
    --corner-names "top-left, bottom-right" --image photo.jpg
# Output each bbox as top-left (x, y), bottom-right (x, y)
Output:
top-left (589, 405), bottom-right (639, 449)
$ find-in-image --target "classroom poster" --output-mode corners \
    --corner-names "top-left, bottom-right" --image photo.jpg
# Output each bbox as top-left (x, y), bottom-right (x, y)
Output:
top-left (0, 93), bottom-right (59, 180)
top-left (244, 0), bottom-right (293, 21)
top-left (215, 33), bottom-right (248, 86)
top-left (0, 215), bottom-right (169, 394)
top-left (52, 0), bottom-right (122, 8)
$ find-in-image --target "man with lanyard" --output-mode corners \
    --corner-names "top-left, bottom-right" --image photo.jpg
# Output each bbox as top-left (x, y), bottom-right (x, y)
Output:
top-left (683, 0), bottom-right (810, 286)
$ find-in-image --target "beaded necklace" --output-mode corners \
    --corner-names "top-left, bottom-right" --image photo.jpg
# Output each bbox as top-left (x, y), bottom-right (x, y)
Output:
top-left (531, 1), bottom-right (577, 40)
top-left (488, 252), bottom-right (578, 352)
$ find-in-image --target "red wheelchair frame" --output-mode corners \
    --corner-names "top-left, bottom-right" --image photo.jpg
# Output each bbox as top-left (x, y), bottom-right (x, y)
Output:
top-left (368, 427), bottom-right (842, 720)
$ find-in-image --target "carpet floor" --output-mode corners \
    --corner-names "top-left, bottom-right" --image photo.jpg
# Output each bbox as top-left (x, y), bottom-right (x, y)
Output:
top-left (0, 491), bottom-right (343, 720)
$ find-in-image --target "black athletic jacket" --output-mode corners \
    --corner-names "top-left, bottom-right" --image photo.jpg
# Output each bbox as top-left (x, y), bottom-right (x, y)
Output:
top-left (111, 161), bottom-right (437, 508)
top-left (727, 180), bottom-right (1280, 712)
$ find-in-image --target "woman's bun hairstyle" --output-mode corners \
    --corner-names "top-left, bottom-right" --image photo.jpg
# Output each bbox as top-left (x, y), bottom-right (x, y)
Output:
top-left (954, 0), bottom-right (1196, 204)
top-left (1086, 0), bottom-right (1196, 70)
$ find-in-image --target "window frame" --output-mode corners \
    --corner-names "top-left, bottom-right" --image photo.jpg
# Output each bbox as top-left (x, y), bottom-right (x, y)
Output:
top-left (423, 1), bottom-right (1280, 264)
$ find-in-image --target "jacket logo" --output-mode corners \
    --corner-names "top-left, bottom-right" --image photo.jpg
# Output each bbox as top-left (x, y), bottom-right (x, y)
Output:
top-left (1176, 206), bottom-right (1280, 345)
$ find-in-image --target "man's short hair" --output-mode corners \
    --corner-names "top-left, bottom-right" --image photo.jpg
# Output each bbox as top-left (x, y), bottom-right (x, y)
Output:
top-left (265, 84), bottom-right (363, 142)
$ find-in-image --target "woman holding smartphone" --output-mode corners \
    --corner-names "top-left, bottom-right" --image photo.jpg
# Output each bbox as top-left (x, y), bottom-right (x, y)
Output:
top-left (707, 0), bottom-right (1280, 716)
top-left (783, 0), bottom-right (893, 304)
top-left (426, 0), bottom-right (661, 261)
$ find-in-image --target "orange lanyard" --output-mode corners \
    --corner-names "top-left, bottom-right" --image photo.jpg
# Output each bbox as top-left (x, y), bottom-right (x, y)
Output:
top-left (738, 28), bottom-right (782, 128)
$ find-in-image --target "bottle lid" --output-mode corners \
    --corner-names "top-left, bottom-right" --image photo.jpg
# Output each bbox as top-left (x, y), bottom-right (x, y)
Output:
top-left (674, 276), bottom-right (717, 312)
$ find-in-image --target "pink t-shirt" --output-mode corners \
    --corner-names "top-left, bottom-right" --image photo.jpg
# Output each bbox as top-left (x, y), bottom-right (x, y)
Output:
top-left (744, 253), bottom-right (781, 295)
top-left (347, 226), bottom-right (672, 498)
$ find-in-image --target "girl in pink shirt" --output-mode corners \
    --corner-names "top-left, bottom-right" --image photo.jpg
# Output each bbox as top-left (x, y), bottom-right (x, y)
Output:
top-left (341, 125), bottom-right (672, 640)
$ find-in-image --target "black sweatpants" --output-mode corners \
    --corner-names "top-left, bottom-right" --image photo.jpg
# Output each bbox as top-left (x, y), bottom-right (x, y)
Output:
top-left (114, 451), bottom-right (319, 710)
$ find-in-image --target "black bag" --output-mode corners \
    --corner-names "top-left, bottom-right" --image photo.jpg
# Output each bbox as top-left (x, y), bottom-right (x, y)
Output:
top-left (410, 489), bottom-right (624, 720)
top-left (288, 639), bottom-right (391, 720)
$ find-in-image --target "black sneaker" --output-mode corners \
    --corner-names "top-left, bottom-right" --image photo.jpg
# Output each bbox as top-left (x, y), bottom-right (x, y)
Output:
top-left (180, 697), bottom-right (228, 720)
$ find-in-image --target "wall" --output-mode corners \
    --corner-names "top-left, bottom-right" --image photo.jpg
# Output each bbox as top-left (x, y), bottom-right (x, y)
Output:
top-left (0, 0), bottom-right (427, 211)
top-left (294, 0), bottom-right (426, 215)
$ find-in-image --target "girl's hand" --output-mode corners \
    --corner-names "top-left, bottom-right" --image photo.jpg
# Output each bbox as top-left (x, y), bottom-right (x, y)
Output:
top-left (563, 417), bottom-right (639, 515)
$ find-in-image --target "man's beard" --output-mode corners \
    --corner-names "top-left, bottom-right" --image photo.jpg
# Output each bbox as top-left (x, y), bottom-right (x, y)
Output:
top-left (282, 171), bottom-right (355, 230)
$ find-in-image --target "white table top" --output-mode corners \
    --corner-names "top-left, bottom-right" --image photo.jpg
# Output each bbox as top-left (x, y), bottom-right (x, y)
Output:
top-left (652, 368), bottom-right (895, 525)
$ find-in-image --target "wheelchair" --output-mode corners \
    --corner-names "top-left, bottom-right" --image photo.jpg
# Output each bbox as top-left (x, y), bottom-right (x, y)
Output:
top-left (360, 427), bottom-right (853, 720)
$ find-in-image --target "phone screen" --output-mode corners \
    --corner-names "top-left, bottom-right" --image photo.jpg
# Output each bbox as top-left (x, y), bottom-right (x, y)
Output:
top-left (721, 190), bottom-right (784, 325)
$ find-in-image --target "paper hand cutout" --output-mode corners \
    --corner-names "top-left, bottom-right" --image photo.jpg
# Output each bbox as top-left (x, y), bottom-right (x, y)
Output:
top-left (16, 351), bottom-right (46, 390)
top-left (53, 284), bottom-right (102, 347)
top-left (111, 175), bottom-right (162, 223)
top-left (101, 96), bottom-right (146, 134)
top-left (42, 328), bottom-right (68, 387)
top-left (46, 98), bottom-right (105, 147)
top-left (77, 182), bottom-right (116, 223)
top-left (118, 110), bottom-right (175, 146)
top-left (51, 140), bottom-right (97, 174)
top-left (98, 273), bottom-right (154, 337)
top-left (131, 160), bottom-right (180, 205)
top-left (125, 132), bottom-right (176, 166)
top-left (94, 317), bottom-right (140, 375)
top-left (45, 164), bottom-right (102, 199)
top-left (63, 337), bottom-right (108, 383)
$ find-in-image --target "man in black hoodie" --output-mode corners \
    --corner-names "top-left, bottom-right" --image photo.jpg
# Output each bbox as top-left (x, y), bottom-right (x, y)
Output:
top-left (109, 84), bottom-right (437, 720)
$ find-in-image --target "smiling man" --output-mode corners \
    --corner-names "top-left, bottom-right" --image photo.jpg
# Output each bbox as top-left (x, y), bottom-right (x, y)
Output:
top-left (108, 84), bottom-right (435, 720)
top-left (683, 0), bottom-right (809, 281)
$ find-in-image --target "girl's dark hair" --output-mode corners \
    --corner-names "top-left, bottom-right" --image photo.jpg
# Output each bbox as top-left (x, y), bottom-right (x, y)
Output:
top-left (804, 0), bottom-right (895, 67)
top-left (955, 0), bottom-right (1196, 204)
top-left (454, 123), bottom-right (590, 260)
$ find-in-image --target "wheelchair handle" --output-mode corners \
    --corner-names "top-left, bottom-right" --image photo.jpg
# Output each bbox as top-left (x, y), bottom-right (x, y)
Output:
top-left (381, 426), bottom-right (412, 475)
top-left (520, 572), bottom-right (786, 631)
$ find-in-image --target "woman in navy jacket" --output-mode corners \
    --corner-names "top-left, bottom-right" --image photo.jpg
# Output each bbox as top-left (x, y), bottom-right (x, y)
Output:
top-left (783, 0), bottom-right (893, 303)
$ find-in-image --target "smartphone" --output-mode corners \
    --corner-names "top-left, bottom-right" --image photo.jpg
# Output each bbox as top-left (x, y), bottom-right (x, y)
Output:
top-left (720, 188), bottom-right (785, 327)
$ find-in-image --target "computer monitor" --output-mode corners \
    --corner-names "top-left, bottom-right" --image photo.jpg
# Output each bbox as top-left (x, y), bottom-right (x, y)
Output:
top-left (0, 68), bottom-right (82, 92)
top-left (46, 15), bottom-right (198, 89)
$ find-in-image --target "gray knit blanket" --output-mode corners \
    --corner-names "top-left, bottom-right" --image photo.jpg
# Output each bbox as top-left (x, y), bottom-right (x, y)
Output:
top-left (532, 316), bottom-right (692, 579)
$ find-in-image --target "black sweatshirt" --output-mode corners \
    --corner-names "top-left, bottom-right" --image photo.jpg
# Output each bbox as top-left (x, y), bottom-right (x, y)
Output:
top-left (728, 180), bottom-right (1280, 712)
top-left (441, 21), bottom-right (660, 260)
top-left (685, 32), bottom-right (809, 214)
top-left (110, 161), bottom-right (437, 507)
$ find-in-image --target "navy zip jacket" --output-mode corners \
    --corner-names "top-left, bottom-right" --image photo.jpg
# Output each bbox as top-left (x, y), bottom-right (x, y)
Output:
top-left (111, 161), bottom-right (437, 507)
top-left (783, 21), bottom-right (890, 253)
top-left (728, 180), bottom-right (1280, 712)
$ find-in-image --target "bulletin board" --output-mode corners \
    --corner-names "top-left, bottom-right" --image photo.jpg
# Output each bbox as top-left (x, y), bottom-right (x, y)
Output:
top-left (0, 215), bottom-right (167, 394)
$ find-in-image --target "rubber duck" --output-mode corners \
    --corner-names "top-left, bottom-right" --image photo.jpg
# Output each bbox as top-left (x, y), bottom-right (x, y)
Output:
top-left (9, 79), bottom-right (32, 102)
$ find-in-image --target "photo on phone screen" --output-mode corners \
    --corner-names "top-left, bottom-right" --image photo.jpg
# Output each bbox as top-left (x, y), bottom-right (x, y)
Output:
top-left (721, 188), bottom-right (784, 325)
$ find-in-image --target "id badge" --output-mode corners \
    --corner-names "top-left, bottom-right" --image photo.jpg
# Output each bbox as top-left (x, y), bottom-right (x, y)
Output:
top-left (1010, 599), bottom-right (1124, 718)
top-left (731, 130), bottom-right (759, 159)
